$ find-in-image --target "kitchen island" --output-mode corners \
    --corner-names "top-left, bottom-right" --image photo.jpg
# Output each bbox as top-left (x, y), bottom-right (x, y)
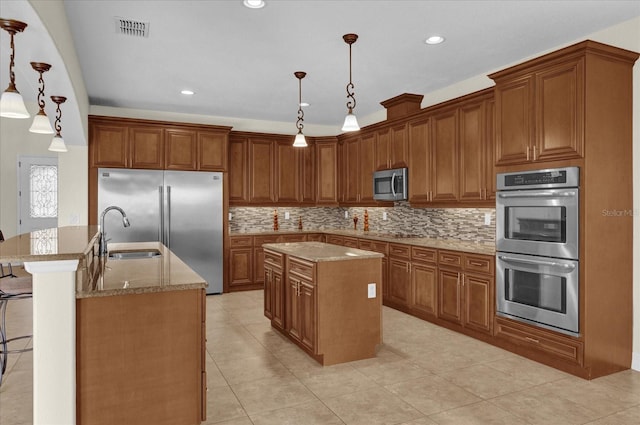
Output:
top-left (0, 227), bottom-right (206, 425)
top-left (262, 242), bottom-right (383, 365)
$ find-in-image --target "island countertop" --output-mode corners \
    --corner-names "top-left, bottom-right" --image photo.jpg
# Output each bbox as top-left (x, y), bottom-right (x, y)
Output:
top-left (0, 226), bottom-right (206, 299)
top-left (262, 241), bottom-right (384, 262)
top-left (78, 241), bottom-right (207, 298)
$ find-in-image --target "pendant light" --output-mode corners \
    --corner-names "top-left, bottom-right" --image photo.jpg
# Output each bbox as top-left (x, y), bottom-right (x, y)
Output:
top-left (48, 96), bottom-right (68, 152)
top-left (341, 33), bottom-right (360, 132)
top-left (29, 62), bottom-right (55, 134)
top-left (0, 18), bottom-right (30, 119)
top-left (293, 71), bottom-right (307, 147)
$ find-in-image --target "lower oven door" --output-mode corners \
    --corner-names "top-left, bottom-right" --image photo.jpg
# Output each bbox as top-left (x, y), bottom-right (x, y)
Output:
top-left (496, 252), bottom-right (579, 336)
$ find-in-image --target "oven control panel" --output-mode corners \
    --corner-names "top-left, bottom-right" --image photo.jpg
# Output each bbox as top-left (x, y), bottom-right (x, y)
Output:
top-left (497, 167), bottom-right (579, 190)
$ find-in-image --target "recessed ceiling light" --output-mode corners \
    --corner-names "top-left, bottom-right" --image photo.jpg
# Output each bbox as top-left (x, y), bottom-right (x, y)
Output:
top-left (181, 90), bottom-right (195, 95)
top-left (243, 0), bottom-right (265, 9)
top-left (425, 35), bottom-right (445, 45)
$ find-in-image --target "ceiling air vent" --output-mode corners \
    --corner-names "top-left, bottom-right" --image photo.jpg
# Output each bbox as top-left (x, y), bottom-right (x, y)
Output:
top-left (114, 17), bottom-right (149, 37)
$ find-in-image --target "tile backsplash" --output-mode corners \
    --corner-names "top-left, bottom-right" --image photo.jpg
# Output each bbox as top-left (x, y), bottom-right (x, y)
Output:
top-left (229, 202), bottom-right (495, 244)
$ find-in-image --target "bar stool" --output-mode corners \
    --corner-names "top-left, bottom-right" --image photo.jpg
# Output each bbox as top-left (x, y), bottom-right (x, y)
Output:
top-left (0, 230), bottom-right (33, 387)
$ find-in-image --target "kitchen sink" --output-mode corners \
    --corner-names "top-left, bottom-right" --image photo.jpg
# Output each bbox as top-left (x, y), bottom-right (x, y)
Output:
top-left (108, 249), bottom-right (162, 260)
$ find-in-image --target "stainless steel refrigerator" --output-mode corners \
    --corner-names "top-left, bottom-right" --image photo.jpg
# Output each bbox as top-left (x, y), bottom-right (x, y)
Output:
top-left (97, 168), bottom-right (223, 294)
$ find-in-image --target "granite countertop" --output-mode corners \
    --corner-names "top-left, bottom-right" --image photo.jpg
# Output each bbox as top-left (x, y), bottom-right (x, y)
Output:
top-left (0, 225), bottom-right (100, 263)
top-left (232, 229), bottom-right (496, 256)
top-left (263, 241), bottom-right (384, 262)
top-left (77, 241), bottom-right (207, 298)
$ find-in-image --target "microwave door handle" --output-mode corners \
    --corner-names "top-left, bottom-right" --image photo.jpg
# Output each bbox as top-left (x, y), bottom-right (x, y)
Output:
top-left (498, 191), bottom-right (576, 199)
top-left (391, 173), bottom-right (397, 198)
top-left (498, 255), bottom-right (576, 270)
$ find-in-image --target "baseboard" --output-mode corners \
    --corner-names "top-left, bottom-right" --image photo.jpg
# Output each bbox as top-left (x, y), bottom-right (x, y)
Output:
top-left (632, 351), bottom-right (640, 372)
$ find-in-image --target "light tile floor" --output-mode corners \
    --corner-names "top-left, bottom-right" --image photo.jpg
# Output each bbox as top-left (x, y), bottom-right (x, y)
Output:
top-left (1, 289), bottom-right (640, 424)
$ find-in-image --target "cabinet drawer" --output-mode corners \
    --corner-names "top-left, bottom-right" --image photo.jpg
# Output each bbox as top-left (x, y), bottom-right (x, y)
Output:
top-left (438, 250), bottom-right (463, 268)
top-left (288, 257), bottom-right (315, 280)
top-left (495, 317), bottom-right (583, 366)
top-left (306, 233), bottom-right (324, 242)
top-left (343, 237), bottom-right (359, 248)
top-left (464, 254), bottom-right (494, 275)
top-left (358, 239), bottom-right (388, 255)
top-left (229, 235), bottom-right (252, 247)
top-left (280, 234), bottom-right (307, 243)
top-left (389, 243), bottom-right (410, 259)
top-left (411, 246), bottom-right (437, 264)
top-left (326, 235), bottom-right (344, 246)
top-left (264, 250), bottom-right (283, 268)
top-left (254, 235), bottom-right (279, 246)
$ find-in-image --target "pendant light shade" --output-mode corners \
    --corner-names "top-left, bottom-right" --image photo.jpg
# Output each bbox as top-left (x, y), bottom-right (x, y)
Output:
top-left (48, 96), bottom-right (68, 153)
top-left (341, 33), bottom-right (360, 132)
top-left (30, 112), bottom-right (55, 134)
top-left (292, 71), bottom-right (308, 147)
top-left (0, 19), bottom-right (29, 119)
top-left (29, 62), bottom-right (54, 134)
top-left (48, 135), bottom-right (67, 152)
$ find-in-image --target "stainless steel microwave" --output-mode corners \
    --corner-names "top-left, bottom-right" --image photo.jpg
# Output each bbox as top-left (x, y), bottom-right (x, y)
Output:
top-left (373, 167), bottom-right (407, 201)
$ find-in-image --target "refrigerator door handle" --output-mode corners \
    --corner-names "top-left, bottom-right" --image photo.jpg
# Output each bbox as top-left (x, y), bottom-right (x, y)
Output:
top-left (166, 185), bottom-right (171, 248)
top-left (158, 186), bottom-right (164, 243)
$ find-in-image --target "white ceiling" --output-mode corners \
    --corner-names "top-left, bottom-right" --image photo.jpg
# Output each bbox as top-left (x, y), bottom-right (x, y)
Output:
top-left (2, 0), bottom-right (640, 145)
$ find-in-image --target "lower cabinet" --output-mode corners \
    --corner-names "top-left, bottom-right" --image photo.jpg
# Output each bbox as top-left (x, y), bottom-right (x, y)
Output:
top-left (437, 251), bottom-right (493, 335)
top-left (228, 233), bottom-right (308, 292)
top-left (265, 246), bottom-right (382, 365)
top-left (76, 289), bottom-right (205, 425)
top-left (411, 263), bottom-right (438, 318)
top-left (387, 243), bottom-right (411, 308)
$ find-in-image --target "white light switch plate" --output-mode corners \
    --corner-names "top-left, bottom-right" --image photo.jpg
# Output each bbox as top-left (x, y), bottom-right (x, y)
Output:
top-left (383, 212), bottom-right (388, 221)
top-left (285, 211), bottom-right (290, 220)
top-left (344, 211), bottom-right (349, 218)
top-left (484, 212), bottom-right (491, 226)
top-left (367, 283), bottom-right (376, 298)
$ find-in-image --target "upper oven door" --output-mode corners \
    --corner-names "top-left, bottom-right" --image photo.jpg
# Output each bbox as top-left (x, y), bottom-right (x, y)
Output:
top-left (496, 188), bottom-right (579, 259)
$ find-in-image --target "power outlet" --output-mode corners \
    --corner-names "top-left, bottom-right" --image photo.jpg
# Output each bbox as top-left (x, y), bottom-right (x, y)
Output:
top-left (344, 211), bottom-right (349, 219)
top-left (285, 211), bottom-right (290, 220)
top-left (367, 283), bottom-right (376, 298)
top-left (382, 211), bottom-right (388, 221)
top-left (484, 212), bottom-right (492, 226)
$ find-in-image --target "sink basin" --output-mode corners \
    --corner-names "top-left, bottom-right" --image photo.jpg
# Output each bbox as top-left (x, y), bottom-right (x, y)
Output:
top-left (108, 249), bottom-right (162, 260)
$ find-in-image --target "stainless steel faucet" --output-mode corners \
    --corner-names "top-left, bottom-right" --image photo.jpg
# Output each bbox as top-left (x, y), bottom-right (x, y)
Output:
top-left (99, 206), bottom-right (130, 256)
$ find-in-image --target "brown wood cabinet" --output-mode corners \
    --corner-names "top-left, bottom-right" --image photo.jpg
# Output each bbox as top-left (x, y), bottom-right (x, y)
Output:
top-left (491, 54), bottom-right (585, 166)
top-left (249, 137), bottom-right (276, 203)
top-left (339, 131), bottom-right (386, 205)
top-left (227, 233), bottom-right (308, 292)
top-left (129, 126), bottom-right (164, 169)
top-left (228, 235), bottom-right (254, 291)
top-left (266, 245), bottom-right (382, 366)
top-left (387, 243), bottom-right (411, 308)
top-left (437, 250), bottom-right (493, 335)
top-left (77, 289), bottom-right (205, 425)
top-left (89, 116), bottom-right (230, 171)
top-left (315, 138), bottom-right (339, 205)
top-left (375, 123), bottom-right (408, 170)
top-left (264, 249), bottom-right (284, 330)
top-left (229, 133), bottom-right (329, 206)
top-left (410, 246), bottom-right (438, 318)
top-left (406, 89), bottom-right (494, 207)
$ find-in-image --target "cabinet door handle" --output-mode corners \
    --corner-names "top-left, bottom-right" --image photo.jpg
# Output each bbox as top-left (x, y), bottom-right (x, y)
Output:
top-left (533, 145), bottom-right (537, 160)
top-left (526, 147), bottom-right (530, 161)
top-left (525, 336), bottom-right (540, 344)
top-left (469, 261), bottom-right (484, 267)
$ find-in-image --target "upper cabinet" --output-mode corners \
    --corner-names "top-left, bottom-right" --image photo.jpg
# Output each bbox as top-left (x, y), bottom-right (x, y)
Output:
top-left (315, 138), bottom-right (338, 205)
top-left (89, 116), bottom-right (231, 172)
top-left (375, 124), bottom-right (408, 170)
top-left (407, 89), bottom-right (494, 207)
top-left (228, 133), bottom-right (334, 206)
top-left (490, 54), bottom-right (585, 166)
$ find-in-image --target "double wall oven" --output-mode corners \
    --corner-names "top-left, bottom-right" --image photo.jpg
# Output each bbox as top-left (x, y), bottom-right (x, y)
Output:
top-left (496, 167), bottom-right (580, 336)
